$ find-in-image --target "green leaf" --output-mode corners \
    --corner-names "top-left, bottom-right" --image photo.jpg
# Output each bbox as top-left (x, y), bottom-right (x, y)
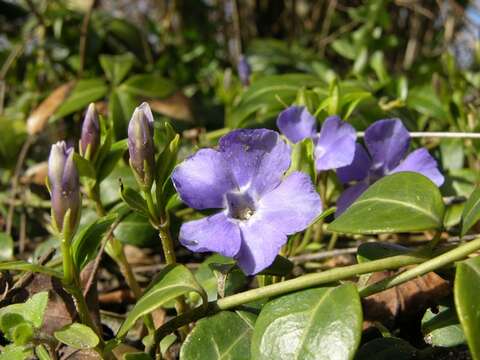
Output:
top-left (11, 322), bottom-right (34, 345)
top-left (422, 306), bottom-right (465, 347)
top-left (120, 74), bottom-right (176, 99)
top-left (54, 323), bottom-right (99, 349)
top-left (120, 182), bottom-right (149, 217)
top-left (109, 89), bottom-right (137, 140)
top-left (51, 78), bottom-right (108, 121)
top-left (0, 232), bottom-right (14, 260)
top-left (99, 53), bottom-right (135, 85)
top-left (113, 211), bottom-right (156, 247)
top-left (0, 344), bottom-right (31, 360)
top-left (35, 345), bottom-right (52, 360)
top-left (454, 256), bottom-right (480, 359)
top-left (96, 139), bottom-right (128, 182)
top-left (71, 214), bottom-right (116, 270)
top-left (251, 284), bottom-right (362, 360)
top-left (357, 242), bottom-right (411, 263)
top-left (286, 138), bottom-right (315, 181)
top-left (124, 353), bottom-right (152, 360)
top-left (461, 187), bottom-right (480, 237)
top-left (258, 255), bottom-right (293, 276)
top-left (407, 86), bottom-right (449, 122)
top-left (194, 254), bottom-right (247, 303)
top-left (0, 261), bottom-right (63, 278)
top-left (329, 172), bottom-right (445, 234)
top-left (0, 292), bottom-right (49, 328)
top-left (227, 74), bottom-right (324, 128)
top-left (180, 311), bottom-right (256, 360)
top-left (73, 153), bottom-right (96, 179)
top-left (355, 337), bottom-right (417, 360)
top-left (117, 264), bottom-right (207, 338)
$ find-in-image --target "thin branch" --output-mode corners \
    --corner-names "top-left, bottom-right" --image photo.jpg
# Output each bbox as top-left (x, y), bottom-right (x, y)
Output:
top-left (78, 0), bottom-right (98, 78)
top-left (357, 131), bottom-right (480, 139)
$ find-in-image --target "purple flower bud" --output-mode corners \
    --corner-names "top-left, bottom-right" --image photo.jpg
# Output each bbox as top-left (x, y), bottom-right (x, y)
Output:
top-left (48, 141), bottom-right (81, 234)
top-left (237, 55), bottom-right (251, 87)
top-left (79, 103), bottom-right (100, 160)
top-left (128, 102), bottom-right (155, 190)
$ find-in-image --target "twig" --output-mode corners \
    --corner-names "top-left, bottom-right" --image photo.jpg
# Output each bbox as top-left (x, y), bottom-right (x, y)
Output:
top-left (78, 0), bottom-right (98, 78)
top-left (357, 131), bottom-right (480, 139)
top-left (83, 218), bottom-right (122, 297)
top-left (5, 135), bottom-right (35, 235)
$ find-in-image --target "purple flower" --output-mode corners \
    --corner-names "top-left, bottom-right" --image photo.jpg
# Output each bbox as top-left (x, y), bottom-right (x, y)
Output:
top-left (128, 102), bottom-right (155, 191)
top-left (336, 119), bottom-right (444, 215)
top-left (79, 103), bottom-right (100, 160)
top-left (276, 106), bottom-right (357, 171)
top-left (172, 129), bottom-right (322, 275)
top-left (48, 141), bottom-right (81, 234)
top-left (237, 55), bottom-right (251, 87)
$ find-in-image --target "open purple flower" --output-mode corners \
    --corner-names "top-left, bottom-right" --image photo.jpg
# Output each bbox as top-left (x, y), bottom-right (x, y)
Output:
top-left (276, 106), bottom-right (357, 171)
top-left (172, 129), bottom-right (322, 275)
top-left (336, 119), bottom-right (444, 215)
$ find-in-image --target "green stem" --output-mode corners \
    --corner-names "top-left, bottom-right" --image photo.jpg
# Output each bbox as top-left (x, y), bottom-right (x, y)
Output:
top-left (60, 240), bottom-right (74, 285)
top-left (158, 226), bottom-right (177, 265)
top-left (359, 236), bottom-right (480, 297)
top-left (144, 190), bottom-right (160, 224)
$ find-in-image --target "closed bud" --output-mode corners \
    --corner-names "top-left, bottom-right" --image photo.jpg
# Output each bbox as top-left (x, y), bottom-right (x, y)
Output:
top-left (128, 102), bottom-right (155, 191)
top-left (79, 103), bottom-right (100, 160)
top-left (48, 141), bottom-right (81, 236)
top-left (237, 55), bottom-right (251, 87)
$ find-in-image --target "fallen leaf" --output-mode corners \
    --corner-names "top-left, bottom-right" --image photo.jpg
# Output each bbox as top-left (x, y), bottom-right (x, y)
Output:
top-left (20, 161), bottom-right (48, 185)
top-left (149, 91), bottom-right (193, 122)
top-left (26, 81), bottom-right (75, 135)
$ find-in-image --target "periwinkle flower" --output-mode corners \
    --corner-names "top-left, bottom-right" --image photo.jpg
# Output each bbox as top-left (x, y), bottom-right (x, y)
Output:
top-left (237, 55), bottom-right (251, 87)
top-left (128, 102), bottom-right (155, 191)
top-left (48, 141), bottom-right (81, 234)
top-left (79, 103), bottom-right (100, 160)
top-left (336, 119), bottom-right (444, 215)
top-left (276, 106), bottom-right (357, 171)
top-left (172, 129), bottom-right (322, 275)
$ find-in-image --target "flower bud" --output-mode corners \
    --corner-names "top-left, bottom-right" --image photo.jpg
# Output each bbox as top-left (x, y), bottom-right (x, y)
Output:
top-left (79, 103), bottom-right (100, 160)
top-left (237, 55), bottom-right (251, 87)
top-left (48, 141), bottom-right (81, 235)
top-left (128, 102), bottom-right (155, 190)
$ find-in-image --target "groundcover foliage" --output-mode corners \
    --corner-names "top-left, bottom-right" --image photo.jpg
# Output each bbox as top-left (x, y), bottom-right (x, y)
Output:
top-left (1, 0), bottom-right (480, 359)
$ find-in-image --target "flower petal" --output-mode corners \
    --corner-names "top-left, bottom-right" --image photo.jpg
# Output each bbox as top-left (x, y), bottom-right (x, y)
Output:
top-left (314, 116), bottom-right (357, 171)
top-left (276, 106), bottom-right (316, 143)
top-left (336, 144), bottom-right (372, 184)
top-left (335, 181), bottom-right (369, 216)
top-left (172, 149), bottom-right (236, 209)
top-left (179, 212), bottom-right (242, 258)
top-left (236, 219), bottom-right (287, 275)
top-left (390, 148), bottom-right (444, 186)
top-left (257, 172), bottom-right (322, 235)
top-left (364, 119), bottom-right (410, 171)
top-left (219, 129), bottom-right (290, 197)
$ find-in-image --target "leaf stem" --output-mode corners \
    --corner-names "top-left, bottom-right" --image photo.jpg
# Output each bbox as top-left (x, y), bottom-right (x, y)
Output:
top-left (359, 236), bottom-right (480, 297)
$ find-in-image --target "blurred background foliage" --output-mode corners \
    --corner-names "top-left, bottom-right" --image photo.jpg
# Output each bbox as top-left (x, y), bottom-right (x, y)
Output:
top-left (1, 0), bottom-right (480, 246)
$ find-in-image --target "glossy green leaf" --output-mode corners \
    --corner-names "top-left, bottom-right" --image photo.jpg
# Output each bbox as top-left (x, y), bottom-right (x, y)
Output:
top-left (117, 264), bottom-right (207, 338)
top-left (109, 89), bottom-right (137, 140)
top-left (0, 292), bottom-right (49, 328)
top-left (0, 232), bottom-right (14, 260)
top-left (120, 74), bottom-right (176, 99)
top-left (180, 311), bottom-right (256, 360)
top-left (422, 306), bottom-right (465, 347)
top-left (99, 53), bottom-right (135, 85)
top-left (54, 323), bottom-right (99, 349)
top-left (357, 242), bottom-right (411, 263)
top-left (73, 153), bottom-right (96, 179)
top-left (329, 172), bottom-right (445, 234)
top-left (454, 256), bottom-right (480, 359)
top-left (52, 78), bottom-right (108, 121)
top-left (35, 345), bottom-right (51, 360)
top-left (407, 86), bottom-right (449, 122)
top-left (120, 183), bottom-right (149, 217)
top-left (356, 337), bottom-right (417, 360)
top-left (251, 284), bottom-right (362, 360)
top-left (227, 74), bottom-right (324, 128)
top-left (0, 261), bottom-right (62, 278)
top-left (71, 214), bottom-right (116, 270)
top-left (461, 187), bottom-right (480, 237)
top-left (194, 254), bottom-right (247, 303)
top-left (11, 322), bottom-right (34, 345)
top-left (114, 211), bottom-right (156, 247)
top-left (258, 255), bottom-right (293, 276)
top-left (0, 344), bottom-right (31, 360)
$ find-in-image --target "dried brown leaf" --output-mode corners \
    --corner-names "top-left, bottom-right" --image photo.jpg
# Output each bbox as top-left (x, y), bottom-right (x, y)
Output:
top-left (149, 91), bottom-right (193, 122)
top-left (26, 81), bottom-right (75, 135)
